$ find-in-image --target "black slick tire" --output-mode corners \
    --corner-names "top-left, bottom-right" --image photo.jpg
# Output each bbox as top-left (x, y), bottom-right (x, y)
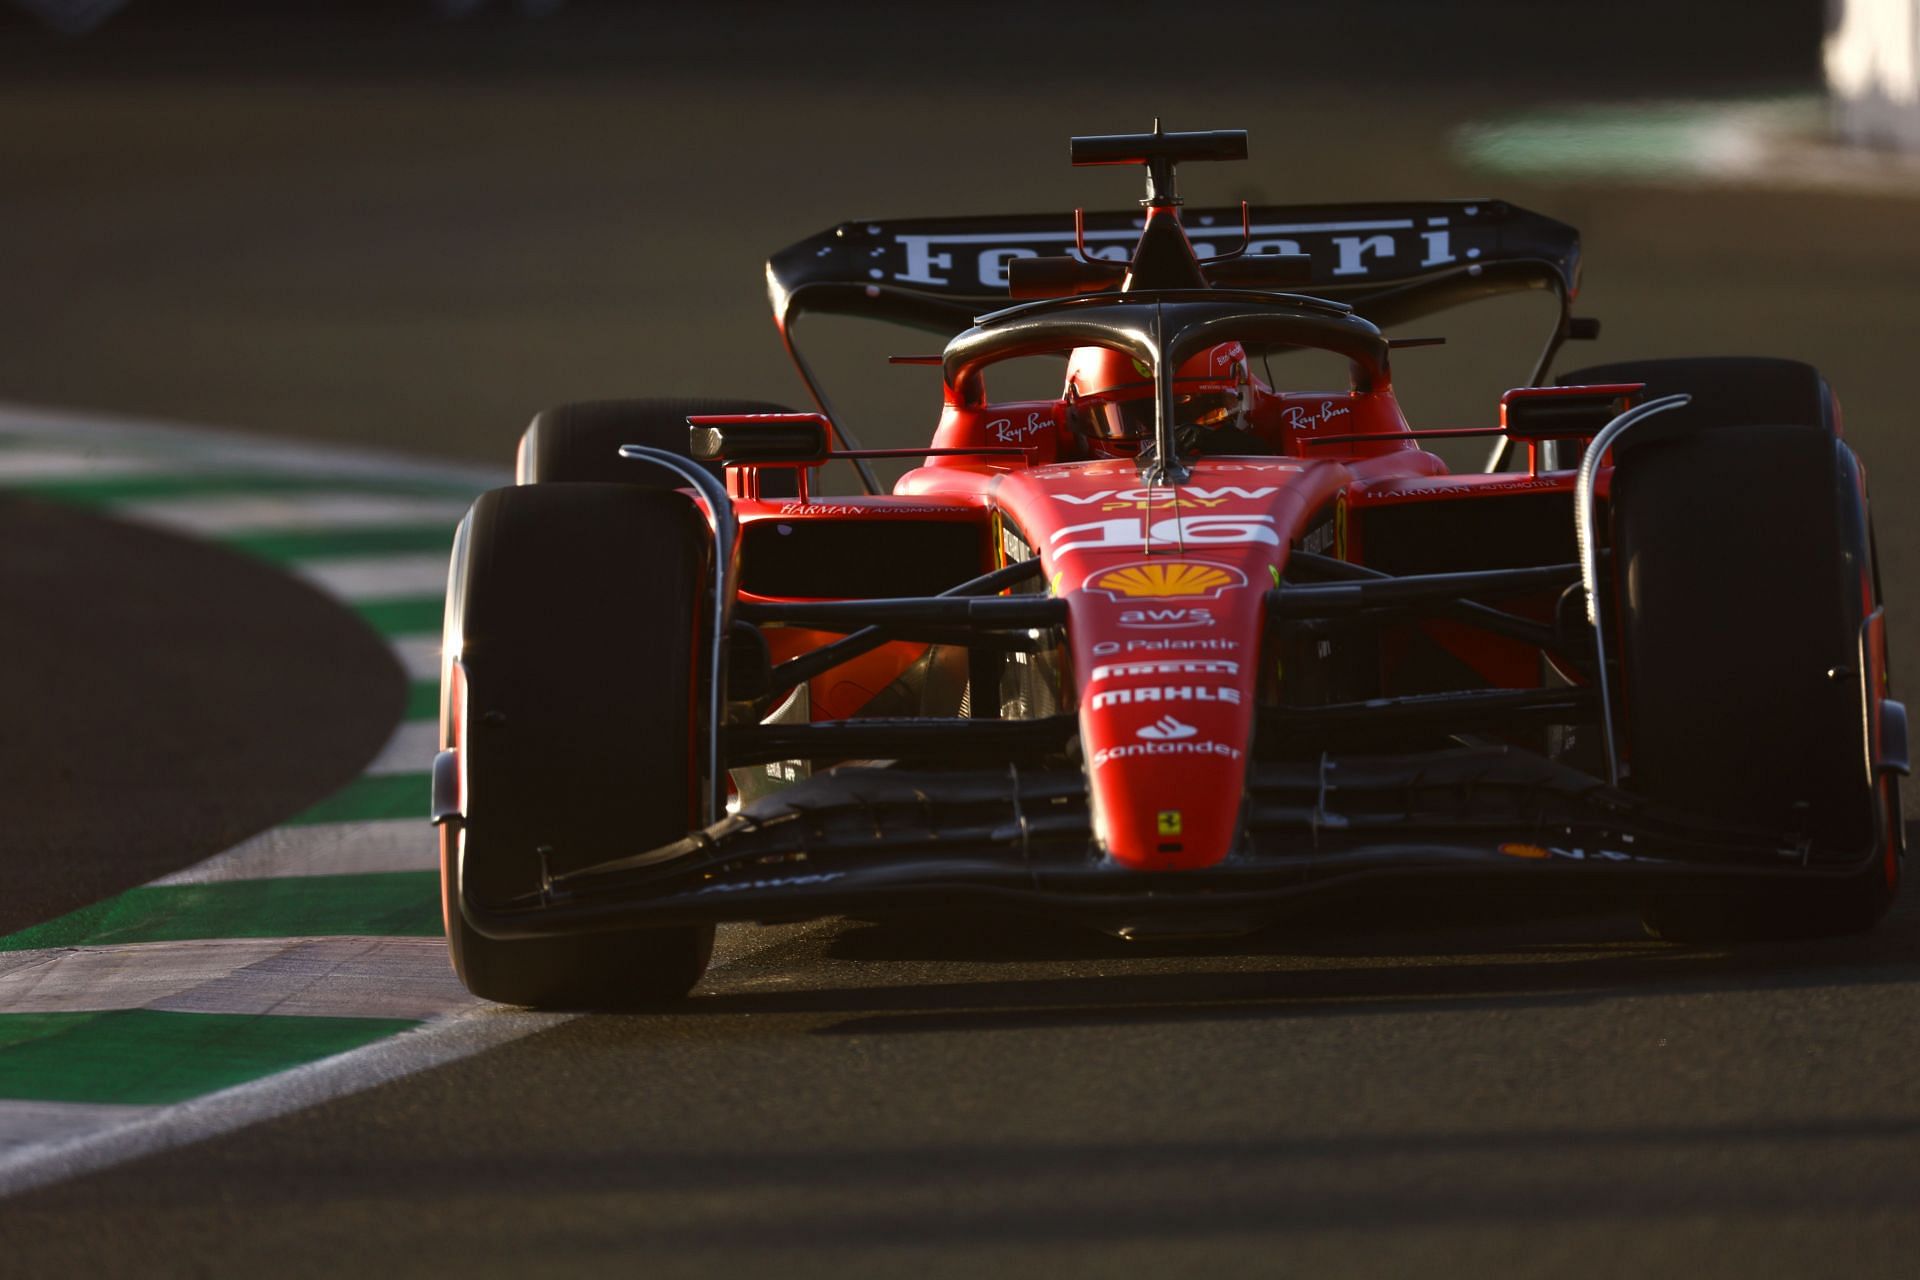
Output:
top-left (1560, 356), bottom-right (1837, 434)
top-left (440, 482), bottom-right (715, 1007)
top-left (1595, 358), bottom-right (1897, 941)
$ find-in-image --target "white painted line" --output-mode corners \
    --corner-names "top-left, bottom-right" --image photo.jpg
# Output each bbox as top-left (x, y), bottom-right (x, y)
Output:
top-left (389, 633), bottom-right (441, 684)
top-left (152, 820), bottom-right (433, 884)
top-left (0, 937), bottom-right (472, 1020)
top-left (293, 552), bottom-right (451, 602)
top-left (0, 1102), bottom-right (154, 1157)
top-left (0, 1005), bottom-right (567, 1198)
top-left (119, 493), bottom-right (471, 537)
top-left (364, 720), bottom-right (438, 776)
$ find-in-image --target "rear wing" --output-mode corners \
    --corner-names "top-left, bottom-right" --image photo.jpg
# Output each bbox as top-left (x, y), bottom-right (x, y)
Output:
top-left (765, 200), bottom-right (1582, 336)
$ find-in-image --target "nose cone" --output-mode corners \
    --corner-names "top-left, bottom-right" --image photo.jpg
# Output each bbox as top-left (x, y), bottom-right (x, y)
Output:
top-left (1066, 564), bottom-right (1262, 870)
top-left (995, 457), bottom-right (1338, 870)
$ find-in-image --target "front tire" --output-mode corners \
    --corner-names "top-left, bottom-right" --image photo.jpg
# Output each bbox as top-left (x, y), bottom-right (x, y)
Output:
top-left (441, 483), bottom-right (715, 1007)
top-left (1597, 360), bottom-right (1898, 941)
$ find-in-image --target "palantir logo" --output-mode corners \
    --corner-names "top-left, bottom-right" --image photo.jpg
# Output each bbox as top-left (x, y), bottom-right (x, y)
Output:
top-left (1136, 715), bottom-right (1198, 742)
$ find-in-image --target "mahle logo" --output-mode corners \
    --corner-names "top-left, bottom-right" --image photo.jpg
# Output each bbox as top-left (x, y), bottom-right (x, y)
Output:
top-left (1089, 560), bottom-right (1247, 602)
top-left (1090, 685), bottom-right (1242, 710)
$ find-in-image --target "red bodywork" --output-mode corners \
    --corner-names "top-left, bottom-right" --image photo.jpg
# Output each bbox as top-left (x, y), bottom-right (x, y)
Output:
top-left (906, 442), bottom-right (1441, 869)
top-left (707, 194), bottom-right (1607, 873)
top-left (728, 332), bottom-right (1575, 871)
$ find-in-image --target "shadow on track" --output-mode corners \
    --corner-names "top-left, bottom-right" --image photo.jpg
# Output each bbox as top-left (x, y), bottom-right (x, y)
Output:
top-left (672, 831), bottom-right (1920, 1037)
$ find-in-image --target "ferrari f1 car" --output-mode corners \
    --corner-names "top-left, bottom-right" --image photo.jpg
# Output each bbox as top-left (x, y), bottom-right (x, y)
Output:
top-left (434, 125), bottom-right (1909, 1007)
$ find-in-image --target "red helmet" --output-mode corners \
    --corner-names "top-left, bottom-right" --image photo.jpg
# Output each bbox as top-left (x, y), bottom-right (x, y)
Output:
top-left (1064, 341), bottom-right (1249, 441)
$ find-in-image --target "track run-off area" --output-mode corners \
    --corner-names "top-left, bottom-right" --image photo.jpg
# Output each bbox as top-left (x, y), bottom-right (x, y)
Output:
top-left (0, 404), bottom-right (583, 1192)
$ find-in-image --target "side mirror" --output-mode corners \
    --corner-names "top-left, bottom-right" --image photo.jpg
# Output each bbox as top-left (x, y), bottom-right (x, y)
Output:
top-left (1501, 383), bottom-right (1644, 440)
top-left (687, 413), bottom-right (833, 463)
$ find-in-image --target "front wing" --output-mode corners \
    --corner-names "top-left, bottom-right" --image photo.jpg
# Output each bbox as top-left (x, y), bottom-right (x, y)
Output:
top-left (454, 745), bottom-right (1890, 941)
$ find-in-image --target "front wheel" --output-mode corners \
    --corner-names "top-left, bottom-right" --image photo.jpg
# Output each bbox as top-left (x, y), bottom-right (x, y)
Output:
top-left (440, 483), bottom-right (715, 1007)
top-left (1601, 378), bottom-right (1899, 941)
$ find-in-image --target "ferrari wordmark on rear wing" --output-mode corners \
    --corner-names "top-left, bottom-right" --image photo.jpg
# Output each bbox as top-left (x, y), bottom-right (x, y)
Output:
top-left (765, 200), bottom-right (1581, 331)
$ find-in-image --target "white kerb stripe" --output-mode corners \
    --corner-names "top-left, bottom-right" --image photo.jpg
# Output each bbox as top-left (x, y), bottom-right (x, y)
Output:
top-left (152, 820), bottom-right (434, 884)
top-left (293, 553), bottom-right (451, 602)
top-left (149, 937), bottom-right (475, 1020)
top-left (0, 938), bottom-right (474, 1020)
top-left (389, 633), bottom-right (441, 683)
top-left (0, 1007), bottom-right (567, 1197)
top-left (365, 720), bottom-right (438, 776)
top-left (0, 938), bottom-right (299, 1012)
top-left (118, 493), bottom-right (470, 537)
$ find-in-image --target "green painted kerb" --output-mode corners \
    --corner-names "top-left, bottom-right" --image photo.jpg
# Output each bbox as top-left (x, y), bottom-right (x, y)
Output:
top-left (0, 873), bottom-right (443, 951)
top-left (405, 679), bottom-right (439, 721)
top-left (290, 773), bottom-right (430, 826)
top-left (225, 525), bottom-right (457, 565)
top-left (356, 597), bottom-right (446, 638)
top-left (0, 1010), bottom-right (419, 1105)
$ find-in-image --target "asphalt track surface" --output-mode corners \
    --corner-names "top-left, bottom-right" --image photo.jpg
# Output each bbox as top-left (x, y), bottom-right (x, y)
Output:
top-left (0, 493), bottom-right (404, 934)
top-left (5, 13), bottom-right (1920, 1274)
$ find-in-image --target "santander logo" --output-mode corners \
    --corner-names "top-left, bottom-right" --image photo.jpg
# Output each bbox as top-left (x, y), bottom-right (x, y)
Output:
top-left (1136, 715), bottom-right (1199, 741)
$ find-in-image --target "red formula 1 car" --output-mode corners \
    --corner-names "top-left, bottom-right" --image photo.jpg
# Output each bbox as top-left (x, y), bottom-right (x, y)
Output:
top-left (434, 125), bottom-right (1909, 1007)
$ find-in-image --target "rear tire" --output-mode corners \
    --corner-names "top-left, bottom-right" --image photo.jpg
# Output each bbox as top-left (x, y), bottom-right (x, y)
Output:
top-left (1599, 360), bottom-right (1897, 941)
top-left (517, 396), bottom-right (800, 496)
top-left (1549, 356), bottom-right (1837, 472)
top-left (441, 483), bottom-right (715, 1007)
top-left (1559, 356), bottom-right (1837, 434)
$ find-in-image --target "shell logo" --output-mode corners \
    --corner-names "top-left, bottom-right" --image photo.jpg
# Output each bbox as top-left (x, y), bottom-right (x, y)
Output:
top-left (1089, 561), bottom-right (1248, 601)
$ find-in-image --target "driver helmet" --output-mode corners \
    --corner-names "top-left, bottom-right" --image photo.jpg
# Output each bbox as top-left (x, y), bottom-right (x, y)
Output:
top-left (1064, 341), bottom-right (1249, 441)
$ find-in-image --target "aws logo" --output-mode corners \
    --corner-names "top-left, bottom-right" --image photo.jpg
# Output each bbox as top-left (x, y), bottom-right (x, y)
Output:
top-left (1089, 560), bottom-right (1248, 602)
top-left (1119, 606), bottom-right (1215, 629)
